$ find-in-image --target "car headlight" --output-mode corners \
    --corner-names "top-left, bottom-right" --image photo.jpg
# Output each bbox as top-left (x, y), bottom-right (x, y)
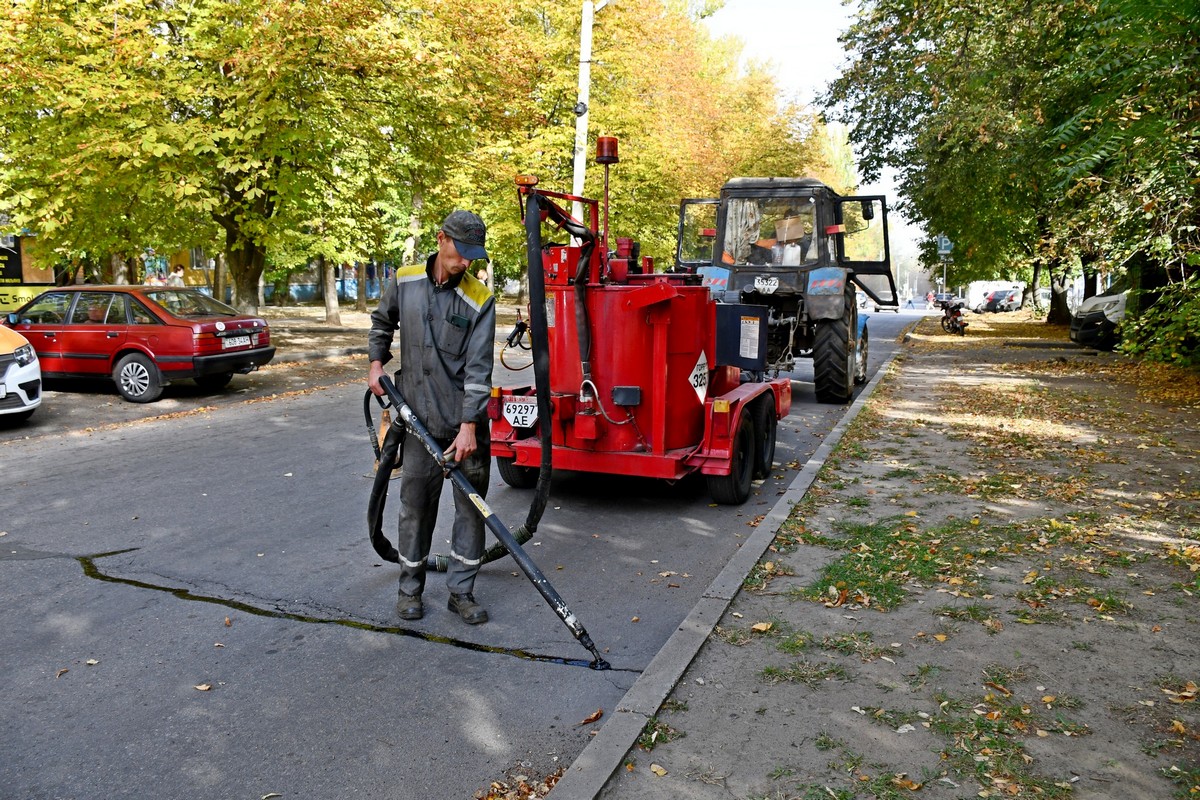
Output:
top-left (14, 343), bottom-right (37, 367)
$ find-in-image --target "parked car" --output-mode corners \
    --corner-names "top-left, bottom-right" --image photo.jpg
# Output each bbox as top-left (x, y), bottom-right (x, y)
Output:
top-left (1070, 289), bottom-right (1127, 351)
top-left (0, 325), bottom-right (42, 422)
top-left (984, 289), bottom-right (1021, 313)
top-left (3, 286), bottom-right (275, 402)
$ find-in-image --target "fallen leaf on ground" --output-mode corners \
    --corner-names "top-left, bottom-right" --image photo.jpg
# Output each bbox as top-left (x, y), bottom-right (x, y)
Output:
top-left (578, 709), bottom-right (603, 725)
top-left (194, 683), bottom-right (212, 692)
top-left (751, 622), bottom-right (773, 633)
top-left (649, 764), bottom-right (667, 777)
top-left (56, 668), bottom-right (68, 678)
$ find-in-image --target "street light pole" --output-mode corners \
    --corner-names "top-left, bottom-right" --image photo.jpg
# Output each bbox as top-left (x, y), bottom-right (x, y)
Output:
top-left (571, 0), bottom-right (609, 222)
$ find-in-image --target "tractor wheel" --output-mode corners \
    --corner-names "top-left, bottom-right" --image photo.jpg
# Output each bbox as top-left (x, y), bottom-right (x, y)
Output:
top-left (854, 324), bottom-right (870, 385)
top-left (752, 397), bottom-right (777, 479)
top-left (813, 295), bottom-right (855, 404)
top-left (707, 412), bottom-right (756, 505)
top-left (496, 456), bottom-right (539, 489)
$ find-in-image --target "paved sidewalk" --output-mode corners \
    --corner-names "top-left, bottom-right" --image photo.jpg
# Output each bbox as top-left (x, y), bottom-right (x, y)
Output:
top-left (557, 314), bottom-right (1200, 800)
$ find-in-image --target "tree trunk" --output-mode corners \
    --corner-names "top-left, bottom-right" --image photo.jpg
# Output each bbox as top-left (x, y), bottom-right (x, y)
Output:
top-left (404, 193), bottom-right (424, 266)
top-left (225, 228), bottom-right (266, 314)
top-left (355, 260), bottom-right (368, 312)
top-left (1046, 271), bottom-right (1072, 325)
top-left (109, 253), bottom-right (131, 284)
top-left (320, 254), bottom-right (341, 326)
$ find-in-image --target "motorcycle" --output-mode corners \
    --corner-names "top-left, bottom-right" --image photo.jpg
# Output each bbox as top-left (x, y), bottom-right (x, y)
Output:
top-left (940, 300), bottom-right (969, 335)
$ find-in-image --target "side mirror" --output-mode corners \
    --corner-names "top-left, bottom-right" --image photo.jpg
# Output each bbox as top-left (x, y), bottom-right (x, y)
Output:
top-left (861, 201), bottom-right (875, 221)
top-left (5, 312), bottom-right (18, 325)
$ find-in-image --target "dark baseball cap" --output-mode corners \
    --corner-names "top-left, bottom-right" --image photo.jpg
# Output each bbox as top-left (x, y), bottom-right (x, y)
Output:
top-left (441, 210), bottom-right (488, 261)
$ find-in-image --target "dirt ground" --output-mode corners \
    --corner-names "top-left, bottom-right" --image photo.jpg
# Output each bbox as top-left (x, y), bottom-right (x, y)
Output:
top-left (593, 312), bottom-right (1200, 800)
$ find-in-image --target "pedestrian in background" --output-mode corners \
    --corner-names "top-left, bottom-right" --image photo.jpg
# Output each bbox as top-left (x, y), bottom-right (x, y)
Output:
top-left (367, 210), bottom-right (496, 625)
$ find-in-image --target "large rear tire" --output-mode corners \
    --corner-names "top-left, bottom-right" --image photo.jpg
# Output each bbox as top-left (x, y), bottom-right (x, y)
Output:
top-left (813, 295), bottom-right (855, 404)
top-left (707, 412), bottom-right (756, 505)
top-left (496, 456), bottom-right (539, 489)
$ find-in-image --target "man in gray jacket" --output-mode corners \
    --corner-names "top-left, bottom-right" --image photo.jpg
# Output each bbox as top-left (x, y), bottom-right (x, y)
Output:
top-left (368, 210), bottom-right (496, 624)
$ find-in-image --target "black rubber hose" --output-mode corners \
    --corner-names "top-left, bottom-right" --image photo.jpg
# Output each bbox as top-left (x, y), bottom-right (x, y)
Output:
top-left (378, 375), bottom-right (609, 669)
top-left (520, 193), bottom-right (555, 534)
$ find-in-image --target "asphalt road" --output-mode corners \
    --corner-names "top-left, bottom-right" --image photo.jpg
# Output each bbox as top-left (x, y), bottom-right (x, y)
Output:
top-left (0, 310), bottom-right (917, 799)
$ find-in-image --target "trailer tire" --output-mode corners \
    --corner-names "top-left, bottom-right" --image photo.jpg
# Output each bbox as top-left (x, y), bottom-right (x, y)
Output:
top-left (752, 397), bottom-right (777, 479)
top-left (813, 294), bottom-right (855, 404)
top-left (496, 456), bottom-right (539, 489)
top-left (707, 413), bottom-right (756, 505)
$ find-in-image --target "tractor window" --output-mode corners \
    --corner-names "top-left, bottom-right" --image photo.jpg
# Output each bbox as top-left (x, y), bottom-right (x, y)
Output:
top-left (722, 198), bottom-right (816, 268)
top-left (676, 199), bottom-right (719, 269)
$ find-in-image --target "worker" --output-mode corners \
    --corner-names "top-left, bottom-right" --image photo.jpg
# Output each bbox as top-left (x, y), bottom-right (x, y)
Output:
top-left (367, 210), bottom-right (496, 625)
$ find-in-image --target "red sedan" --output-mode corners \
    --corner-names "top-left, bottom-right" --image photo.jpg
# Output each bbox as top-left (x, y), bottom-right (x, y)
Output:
top-left (3, 286), bottom-right (275, 402)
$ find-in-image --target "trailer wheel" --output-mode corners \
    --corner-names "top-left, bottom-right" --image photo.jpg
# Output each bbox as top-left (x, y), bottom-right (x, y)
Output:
top-left (813, 294), bottom-right (855, 404)
top-left (496, 456), bottom-right (539, 489)
top-left (752, 397), bottom-right (777, 479)
top-left (707, 413), bottom-right (756, 505)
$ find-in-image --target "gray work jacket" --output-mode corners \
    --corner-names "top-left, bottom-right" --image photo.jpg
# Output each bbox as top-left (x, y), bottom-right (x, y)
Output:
top-left (368, 257), bottom-right (496, 439)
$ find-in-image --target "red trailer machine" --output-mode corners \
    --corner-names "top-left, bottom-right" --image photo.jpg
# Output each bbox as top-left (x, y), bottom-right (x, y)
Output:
top-left (490, 139), bottom-right (791, 504)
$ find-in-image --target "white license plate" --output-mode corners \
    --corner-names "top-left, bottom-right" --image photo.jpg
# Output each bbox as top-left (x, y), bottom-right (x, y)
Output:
top-left (502, 399), bottom-right (538, 428)
top-left (222, 335), bottom-right (251, 349)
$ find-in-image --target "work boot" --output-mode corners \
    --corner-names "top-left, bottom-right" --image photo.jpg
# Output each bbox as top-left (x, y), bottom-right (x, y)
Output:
top-left (396, 593), bottom-right (423, 621)
top-left (447, 593), bottom-right (488, 625)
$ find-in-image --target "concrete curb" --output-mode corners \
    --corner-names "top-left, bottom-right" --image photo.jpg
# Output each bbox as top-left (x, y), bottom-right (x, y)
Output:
top-left (547, 349), bottom-right (902, 799)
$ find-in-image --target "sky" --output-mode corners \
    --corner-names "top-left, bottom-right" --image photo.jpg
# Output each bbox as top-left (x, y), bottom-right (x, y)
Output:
top-left (702, 0), bottom-right (855, 110)
top-left (701, 0), bottom-right (921, 250)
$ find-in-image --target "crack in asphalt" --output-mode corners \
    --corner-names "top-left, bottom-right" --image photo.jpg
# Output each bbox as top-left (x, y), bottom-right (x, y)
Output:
top-left (74, 548), bottom-right (634, 672)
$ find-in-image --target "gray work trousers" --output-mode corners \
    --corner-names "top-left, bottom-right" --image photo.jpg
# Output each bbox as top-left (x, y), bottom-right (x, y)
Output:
top-left (396, 425), bottom-right (491, 598)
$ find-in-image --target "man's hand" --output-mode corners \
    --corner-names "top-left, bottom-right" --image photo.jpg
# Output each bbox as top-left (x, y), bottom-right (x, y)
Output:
top-left (368, 361), bottom-right (387, 397)
top-left (445, 422), bottom-right (477, 463)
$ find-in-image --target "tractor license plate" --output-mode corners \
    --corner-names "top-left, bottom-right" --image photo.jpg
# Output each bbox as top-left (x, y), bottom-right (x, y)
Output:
top-left (502, 399), bottom-right (538, 428)
top-left (222, 335), bottom-right (251, 349)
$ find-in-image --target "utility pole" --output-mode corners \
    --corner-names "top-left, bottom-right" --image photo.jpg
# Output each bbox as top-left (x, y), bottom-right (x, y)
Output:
top-left (571, 0), bottom-right (610, 222)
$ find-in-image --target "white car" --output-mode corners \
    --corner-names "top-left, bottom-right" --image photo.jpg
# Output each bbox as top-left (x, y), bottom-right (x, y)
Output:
top-left (0, 324), bottom-right (42, 422)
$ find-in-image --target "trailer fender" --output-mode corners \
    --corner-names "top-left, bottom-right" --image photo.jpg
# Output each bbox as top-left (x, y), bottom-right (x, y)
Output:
top-left (693, 382), bottom-right (778, 476)
top-left (806, 267), bottom-right (848, 321)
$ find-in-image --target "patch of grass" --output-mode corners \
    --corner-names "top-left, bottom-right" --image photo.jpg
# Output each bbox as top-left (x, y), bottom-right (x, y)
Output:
top-left (760, 661), bottom-right (848, 686)
top-left (776, 630), bottom-right (813, 654)
top-left (846, 496), bottom-right (870, 508)
top-left (713, 625), bottom-right (753, 646)
top-left (1165, 765), bottom-right (1200, 799)
top-left (660, 698), bottom-right (688, 713)
top-left (935, 603), bottom-right (993, 622)
top-left (883, 467), bottom-right (921, 479)
top-left (636, 717), bottom-right (684, 751)
top-left (908, 663), bottom-right (942, 689)
top-left (795, 516), bottom-right (995, 611)
top-left (814, 731), bottom-right (842, 751)
top-left (819, 631), bottom-right (896, 662)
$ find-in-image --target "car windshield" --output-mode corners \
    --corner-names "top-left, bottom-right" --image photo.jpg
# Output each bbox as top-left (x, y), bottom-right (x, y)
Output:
top-left (145, 289), bottom-right (239, 317)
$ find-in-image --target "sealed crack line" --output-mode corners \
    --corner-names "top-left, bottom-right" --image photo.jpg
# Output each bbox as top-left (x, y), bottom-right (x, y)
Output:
top-left (76, 548), bottom-right (637, 673)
